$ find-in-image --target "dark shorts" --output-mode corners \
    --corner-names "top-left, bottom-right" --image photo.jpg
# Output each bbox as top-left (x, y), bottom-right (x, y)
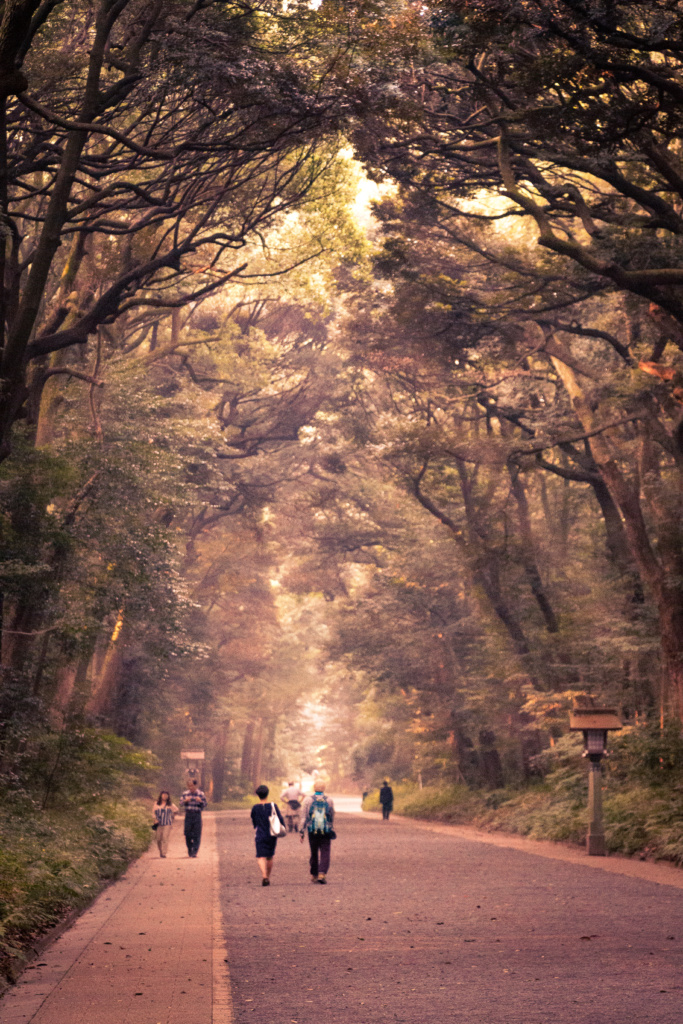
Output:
top-left (255, 836), bottom-right (277, 858)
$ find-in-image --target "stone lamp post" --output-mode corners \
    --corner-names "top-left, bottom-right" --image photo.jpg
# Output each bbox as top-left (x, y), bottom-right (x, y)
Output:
top-left (569, 706), bottom-right (622, 856)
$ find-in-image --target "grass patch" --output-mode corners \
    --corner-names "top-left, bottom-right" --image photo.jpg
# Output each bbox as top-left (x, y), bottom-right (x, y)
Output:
top-left (0, 798), bottom-right (151, 983)
top-left (0, 726), bottom-right (159, 985)
top-left (363, 783), bottom-right (487, 823)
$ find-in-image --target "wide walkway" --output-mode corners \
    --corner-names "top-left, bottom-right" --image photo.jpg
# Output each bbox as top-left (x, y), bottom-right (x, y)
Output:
top-left (218, 811), bottom-right (683, 1024)
top-left (2, 808), bottom-right (683, 1024)
top-left (0, 813), bottom-right (231, 1024)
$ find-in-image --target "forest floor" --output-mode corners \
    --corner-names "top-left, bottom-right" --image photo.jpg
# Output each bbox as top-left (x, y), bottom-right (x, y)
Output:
top-left (2, 809), bottom-right (683, 1023)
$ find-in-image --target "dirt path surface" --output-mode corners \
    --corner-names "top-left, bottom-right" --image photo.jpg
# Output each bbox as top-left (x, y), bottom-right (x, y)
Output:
top-left (218, 810), bottom-right (683, 1024)
top-left (0, 813), bottom-right (230, 1024)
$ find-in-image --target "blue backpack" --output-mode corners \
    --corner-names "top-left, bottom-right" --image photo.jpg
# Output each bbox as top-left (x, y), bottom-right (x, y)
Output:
top-left (307, 795), bottom-right (332, 834)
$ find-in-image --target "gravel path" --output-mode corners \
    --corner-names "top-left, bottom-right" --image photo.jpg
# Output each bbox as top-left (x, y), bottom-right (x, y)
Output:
top-left (217, 810), bottom-right (683, 1024)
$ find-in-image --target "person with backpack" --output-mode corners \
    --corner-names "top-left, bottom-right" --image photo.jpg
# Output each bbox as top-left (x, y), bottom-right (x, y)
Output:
top-left (280, 780), bottom-right (304, 833)
top-left (299, 780), bottom-right (335, 884)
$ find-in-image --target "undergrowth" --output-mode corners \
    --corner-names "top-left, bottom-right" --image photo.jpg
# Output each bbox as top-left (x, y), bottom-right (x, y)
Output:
top-left (0, 728), bottom-right (158, 985)
top-left (363, 724), bottom-right (683, 866)
top-left (0, 800), bottom-right (151, 982)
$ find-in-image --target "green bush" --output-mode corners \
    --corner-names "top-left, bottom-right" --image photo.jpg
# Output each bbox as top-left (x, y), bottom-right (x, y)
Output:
top-left (609, 721), bottom-right (683, 786)
top-left (28, 729), bottom-right (159, 809)
top-left (0, 725), bottom-right (159, 985)
top-left (361, 725), bottom-right (683, 867)
top-left (363, 782), bottom-right (488, 822)
top-left (0, 799), bottom-right (151, 982)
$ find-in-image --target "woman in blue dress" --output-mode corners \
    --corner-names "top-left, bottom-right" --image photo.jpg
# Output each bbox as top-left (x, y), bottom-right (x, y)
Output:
top-left (250, 785), bottom-right (286, 886)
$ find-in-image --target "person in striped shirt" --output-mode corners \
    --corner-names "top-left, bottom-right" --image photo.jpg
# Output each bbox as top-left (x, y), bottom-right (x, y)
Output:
top-left (152, 791), bottom-right (179, 858)
top-left (180, 778), bottom-right (207, 857)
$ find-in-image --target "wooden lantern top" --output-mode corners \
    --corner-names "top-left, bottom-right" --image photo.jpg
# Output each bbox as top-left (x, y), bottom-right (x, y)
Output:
top-left (569, 708), bottom-right (622, 731)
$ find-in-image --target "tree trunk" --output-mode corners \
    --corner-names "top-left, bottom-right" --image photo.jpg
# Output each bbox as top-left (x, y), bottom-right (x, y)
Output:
top-left (478, 729), bottom-right (504, 788)
top-left (2, 599), bottom-right (40, 672)
top-left (0, 4), bottom-right (116, 458)
top-left (411, 464), bottom-right (532, 657)
top-left (659, 587), bottom-right (683, 717)
top-left (86, 610), bottom-right (126, 720)
top-left (240, 721), bottom-right (255, 780)
top-left (252, 718), bottom-right (264, 787)
top-left (551, 348), bottom-right (683, 717)
top-left (509, 468), bottom-right (559, 632)
top-left (591, 478), bottom-right (633, 571)
top-left (212, 720), bottom-right (230, 802)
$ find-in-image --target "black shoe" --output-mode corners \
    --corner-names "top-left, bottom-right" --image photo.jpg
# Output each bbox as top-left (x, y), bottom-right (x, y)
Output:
top-left (262, 878), bottom-right (270, 886)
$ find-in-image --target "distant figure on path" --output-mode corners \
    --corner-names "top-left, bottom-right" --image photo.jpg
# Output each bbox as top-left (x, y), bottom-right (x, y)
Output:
top-left (280, 780), bottom-right (304, 833)
top-left (181, 778), bottom-right (207, 857)
top-left (300, 781), bottom-right (335, 884)
top-left (379, 780), bottom-right (394, 821)
top-left (152, 790), bottom-right (179, 858)
top-left (251, 784), bottom-right (286, 886)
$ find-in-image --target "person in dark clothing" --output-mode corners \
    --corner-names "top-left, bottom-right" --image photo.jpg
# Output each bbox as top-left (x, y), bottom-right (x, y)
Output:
top-left (181, 778), bottom-right (207, 856)
top-left (251, 784), bottom-right (286, 886)
top-left (379, 781), bottom-right (394, 820)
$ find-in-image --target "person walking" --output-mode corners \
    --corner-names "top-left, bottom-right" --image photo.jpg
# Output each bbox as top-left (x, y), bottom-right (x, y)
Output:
top-left (251, 785), bottom-right (286, 886)
top-left (280, 780), bottom-right (304, 833)
top-left (379, 780), bottom-right (394, 821)
top-left (180, 777), bottom-right (207, 857)
top-left (152, 790), bottom-right (179, 858)
top-left (300, 781), bottom-right (335, 884)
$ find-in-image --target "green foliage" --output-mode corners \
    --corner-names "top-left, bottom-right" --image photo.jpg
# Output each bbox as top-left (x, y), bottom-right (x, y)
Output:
top-left (363, 782), bottom-right (487, 822)
top-left (0, 438), bottom-right (78, 604)
top-left (0, 798), bottom-right (151, 983)
top-left (609, 721), bottom-right (683, 787)
top-left (364, 725), bottom-right (683, 865)
top-left (29, 729), bottom-right (159, 809)
top-left (0, 718), bottom-right (158, 982)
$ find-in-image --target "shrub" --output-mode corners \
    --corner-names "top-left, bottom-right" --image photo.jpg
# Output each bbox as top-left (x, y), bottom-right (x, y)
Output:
top-left (361, 725), bottom-right (683, 867)
top-left (0, 799), bottom-right (151, 983)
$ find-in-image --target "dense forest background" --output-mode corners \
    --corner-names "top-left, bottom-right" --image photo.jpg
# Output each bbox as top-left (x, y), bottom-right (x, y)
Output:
top-left (1, 0), bottom-right (683, 880)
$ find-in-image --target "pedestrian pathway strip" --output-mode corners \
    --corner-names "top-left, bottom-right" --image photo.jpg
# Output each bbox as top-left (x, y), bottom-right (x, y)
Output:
top-left (3, 807), bottom-right (683, 1024)
top-left (0, 812), bottom-right (232, 1024)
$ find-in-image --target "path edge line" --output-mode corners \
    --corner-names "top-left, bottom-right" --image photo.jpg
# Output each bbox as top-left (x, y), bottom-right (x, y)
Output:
top-left (211, 814), bottom-right (234, 1024)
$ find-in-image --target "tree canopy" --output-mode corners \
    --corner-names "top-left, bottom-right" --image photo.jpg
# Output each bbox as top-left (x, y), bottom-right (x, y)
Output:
top-left (1, 0), bottom-right (682, 800)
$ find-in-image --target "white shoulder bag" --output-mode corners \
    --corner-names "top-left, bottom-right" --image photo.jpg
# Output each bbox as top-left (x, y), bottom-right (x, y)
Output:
top-left (269, 802), bottom-right (282, 836)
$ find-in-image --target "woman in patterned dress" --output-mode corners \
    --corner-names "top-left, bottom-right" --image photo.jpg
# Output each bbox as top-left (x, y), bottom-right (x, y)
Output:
top-left (153, 791), bottom-right (179, 857)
